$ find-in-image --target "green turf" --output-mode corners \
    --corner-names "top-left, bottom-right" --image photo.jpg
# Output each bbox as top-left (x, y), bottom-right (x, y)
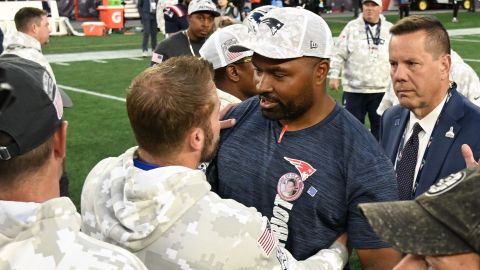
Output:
top-left (48, 12), bottom-right (479, 269)
top-left (42, 11), bottom-right (480, 54)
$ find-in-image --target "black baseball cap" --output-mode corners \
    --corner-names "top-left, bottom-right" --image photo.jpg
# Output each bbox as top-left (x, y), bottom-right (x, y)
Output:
top-left (0, 55), bottom-right (71, 160)
top-left (359, 167), bottom-right (480, 256)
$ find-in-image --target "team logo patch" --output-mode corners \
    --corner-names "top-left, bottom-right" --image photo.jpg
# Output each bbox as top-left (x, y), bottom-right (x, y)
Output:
top-left (260, 18), bottom-right (284, 36)
top-left (257, 218), bottom-right (277, 257)
top-left (284, 157), bottom-right (316, 181)
top-left (307, 186), bottom-right (317, 197)
top-left (425, 171), bottom-right (466, 196)
top-left (221, 38), bottom-right (242, 62)
top-left (277, 173), bottom-right (303, 202)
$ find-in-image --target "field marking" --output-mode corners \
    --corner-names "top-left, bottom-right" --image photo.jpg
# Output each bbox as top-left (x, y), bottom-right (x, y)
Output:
top-left (451, 38), bottom-right (480, 43)
top-left (92, 59), bottom-right (108, 63)
top-left (59, 84), bottom-right (126, 102)
top-left (128, 57), bottom-right (144, 61)
top-left (54, 62), bottom-right (70, 66)
top-left (464, 58), bottom-right (480, 63)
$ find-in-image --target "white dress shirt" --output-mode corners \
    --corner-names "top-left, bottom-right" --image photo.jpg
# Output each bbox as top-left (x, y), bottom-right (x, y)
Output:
top-left (395, 94), bottom-right (448, 189)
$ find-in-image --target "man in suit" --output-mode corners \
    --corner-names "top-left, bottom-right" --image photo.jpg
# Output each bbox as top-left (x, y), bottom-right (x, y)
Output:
top-left (380, 15), bottom-right (480, 200)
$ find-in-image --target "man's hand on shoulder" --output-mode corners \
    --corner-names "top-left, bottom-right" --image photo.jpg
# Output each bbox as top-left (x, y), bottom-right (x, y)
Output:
top-left (220, 103), bottom-right (236, 130)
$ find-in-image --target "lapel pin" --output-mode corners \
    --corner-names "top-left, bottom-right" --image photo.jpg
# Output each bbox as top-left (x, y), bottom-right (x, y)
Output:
top-left (445, 127), bottom-right (455, 139)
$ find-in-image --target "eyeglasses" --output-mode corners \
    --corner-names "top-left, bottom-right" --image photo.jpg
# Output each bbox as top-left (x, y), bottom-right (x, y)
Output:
top-left (232, 56), bottom-right (252, 65)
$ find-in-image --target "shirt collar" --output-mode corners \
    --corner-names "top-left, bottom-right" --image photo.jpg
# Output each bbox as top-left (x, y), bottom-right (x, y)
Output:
top-left (408, 93), bottom-right (448, 135)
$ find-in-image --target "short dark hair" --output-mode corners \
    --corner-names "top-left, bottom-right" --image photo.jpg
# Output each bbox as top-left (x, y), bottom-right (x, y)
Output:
top-left (0, 131), bottom-right (53, 188)
top-left (14, 7), bottom-right (47, 32)
top-left (127, 56), bottom-right (215, 156)
top-left (390, 15), bottom-right (450, 59)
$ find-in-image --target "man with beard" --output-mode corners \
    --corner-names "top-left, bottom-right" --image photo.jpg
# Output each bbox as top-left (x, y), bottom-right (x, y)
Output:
top-left (151, 0), bottom-right (219, 65)
top-left (207, 8), bottom-right (401, 270)
top-left (80, 56), bottom-right (349, 270)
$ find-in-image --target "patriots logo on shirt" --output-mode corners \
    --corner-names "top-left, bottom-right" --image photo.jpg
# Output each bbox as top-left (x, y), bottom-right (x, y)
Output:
top-left (260, 18), bottom-right (284, 36)
top-left (284, 157), bottom-right (316, 181)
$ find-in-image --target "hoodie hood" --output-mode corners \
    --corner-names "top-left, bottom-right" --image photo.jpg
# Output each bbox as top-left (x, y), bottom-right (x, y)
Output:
top-left (3, 31), bottom-right (42, 53)
top-left (81, 147), bottom-right (211, 252)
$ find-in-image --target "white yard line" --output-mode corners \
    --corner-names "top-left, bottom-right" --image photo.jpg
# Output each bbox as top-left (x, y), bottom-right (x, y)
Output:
top-left (464, 58), bottom-right (480, 63)
top-left (59, 84), bottom-right (126, 102)
top-left (451, 38), bottom-right (480, 43)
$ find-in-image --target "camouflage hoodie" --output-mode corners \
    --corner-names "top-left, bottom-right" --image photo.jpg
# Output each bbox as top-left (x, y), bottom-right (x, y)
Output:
top-left (81, 147), bottom-right (348, 269)
top-left (0, 197), bottom-right (147, 270)
top-left (329, 14), bottom-right (392, 94)
top-left (2, 31), bottom-right (56, 83)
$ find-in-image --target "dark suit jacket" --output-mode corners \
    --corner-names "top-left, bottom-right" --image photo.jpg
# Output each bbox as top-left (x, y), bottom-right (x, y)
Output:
top-left (380, 89), bottom-right (480, 197)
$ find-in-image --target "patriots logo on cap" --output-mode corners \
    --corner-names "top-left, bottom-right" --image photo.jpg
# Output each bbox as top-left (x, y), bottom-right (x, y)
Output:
top-left (284, 157), bottom-right (316, 181)
top-left (251, 11), bottom-right (267, 24)
top-left (260, 18), bottom-right (284, 36)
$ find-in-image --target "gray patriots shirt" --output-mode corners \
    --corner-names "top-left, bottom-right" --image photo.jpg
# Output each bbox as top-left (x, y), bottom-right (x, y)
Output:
top-left (0, 197), bottom-right (147, 270)
top-left (81, 146), bottom-right (348, 270)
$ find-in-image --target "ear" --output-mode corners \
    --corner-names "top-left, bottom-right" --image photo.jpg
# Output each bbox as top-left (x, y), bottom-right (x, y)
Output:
top-left (188, 127), bottom-right (204, 153)
top-left (29, 22), bottom-right (38, 36)
top-left (52, 121), bottom-right (68, 160)
top-left (313, 60), bottom-right (330, 86)
top-left (226, 65), bottom-right (240, 82)
top-left (439, 53), bottom-right (451, 81)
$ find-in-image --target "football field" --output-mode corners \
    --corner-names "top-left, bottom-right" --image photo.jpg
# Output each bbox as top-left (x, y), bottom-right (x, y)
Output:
top-left (48, 10), bottom-right (479, 268)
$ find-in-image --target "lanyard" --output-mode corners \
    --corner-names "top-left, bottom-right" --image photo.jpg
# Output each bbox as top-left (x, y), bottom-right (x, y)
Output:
top-left (364, 19), bottom-right (382, 46)
top-left (183, 30), bottom-right (197, 57)
top-left (396, 83), bottom-right (455, 195)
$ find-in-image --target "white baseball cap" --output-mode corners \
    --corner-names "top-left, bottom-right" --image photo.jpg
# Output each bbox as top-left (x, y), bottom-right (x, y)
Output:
top-left (362, 0), bottom-right (382, 6)
top-left (188, 0), bottom-right (220, 16)
top-left (230, 7), bottom-right (333, 59)
top-left (200, 24), bottom-right (253, 69)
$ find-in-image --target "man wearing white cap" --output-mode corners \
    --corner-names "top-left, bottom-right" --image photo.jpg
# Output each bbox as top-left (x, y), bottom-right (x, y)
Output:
top-left (151, 0), bottom-right (219, 65)
top-left (207, 7), bottom-right (401, 270)
top-left (200, 24), bottom-right (257, 109)
top-left (328, 0), bottom-right (393, 141)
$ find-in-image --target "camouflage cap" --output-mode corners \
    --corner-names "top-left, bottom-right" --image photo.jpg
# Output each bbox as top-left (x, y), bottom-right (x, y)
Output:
top-left (359, 167), bottom-right (480, 256)
top-left (200, 24), bottom-right (253, 69)
top-left (230, 7), bottom-right (333, 60)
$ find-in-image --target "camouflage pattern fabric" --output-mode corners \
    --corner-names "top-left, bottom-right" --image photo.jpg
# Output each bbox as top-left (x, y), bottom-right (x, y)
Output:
top-left (81, 147), bottom-right (348, 270)
top-left (328, 15), bottom-right (393, 94)
top-left (0, 197), bottom-right (147, 270)
top-left (377, 50), bottom-right (480, 115)
top-left (2, 32), bottom-right (57, 84)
